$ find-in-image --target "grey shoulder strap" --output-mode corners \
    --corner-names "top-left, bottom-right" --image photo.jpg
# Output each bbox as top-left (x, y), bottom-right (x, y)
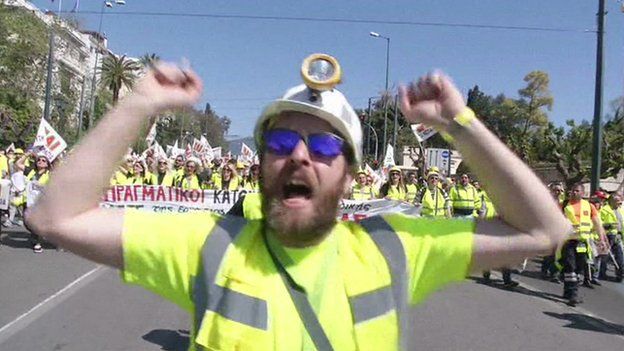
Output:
top-left (262, 230), bottom-right (335, 351)
top-left (359, 215), bottom-right (409, 351)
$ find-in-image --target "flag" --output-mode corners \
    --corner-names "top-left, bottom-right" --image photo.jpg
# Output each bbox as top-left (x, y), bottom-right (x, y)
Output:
top-left (411, 124), bottom-right (438, 143)
top-left (212, 147), bottom-right (222, 159)
top-left (185, 144), bottom-right (192, 159)
top-left (241, 142), bottom-right (254, 162)
top-left (192, 138), bottom-right (205, 155)
top-left (145, 123), bottom-right (157, 146)
top-left (382, 144), bottom-right (395, 167)
top-left (33, 118), bottom-right (67, 161)
top-left (5, 143), bottom-right (15, 153)
top-left (200, 135), bottom-right (212, 150)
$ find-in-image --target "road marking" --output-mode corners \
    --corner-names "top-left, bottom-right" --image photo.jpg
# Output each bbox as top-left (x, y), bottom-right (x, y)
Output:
top-left (0, 265), bottom-right (105, 343)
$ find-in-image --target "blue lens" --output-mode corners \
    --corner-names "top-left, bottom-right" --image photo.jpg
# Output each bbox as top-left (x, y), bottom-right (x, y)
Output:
top-left (264, 129), bottom-right (345, 158)
top-left (264, 129), bottom-right (301, 155)
top-left (308, 133), bottom-right (345, 158)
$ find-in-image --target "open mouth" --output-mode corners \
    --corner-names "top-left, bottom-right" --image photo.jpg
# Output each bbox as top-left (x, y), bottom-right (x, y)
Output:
top-left (283, 181), bottom-right (313, 200)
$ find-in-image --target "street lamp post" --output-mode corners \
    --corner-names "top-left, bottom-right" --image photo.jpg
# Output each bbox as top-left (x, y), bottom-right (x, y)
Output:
top-left (369, 32), bottom-right (390, 160)
top-left (84, 1), bottom-right (126, 136)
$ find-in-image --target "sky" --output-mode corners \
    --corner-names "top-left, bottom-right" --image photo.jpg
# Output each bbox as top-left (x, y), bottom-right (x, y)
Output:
top-left (31, 0), bottom-right (624, 139)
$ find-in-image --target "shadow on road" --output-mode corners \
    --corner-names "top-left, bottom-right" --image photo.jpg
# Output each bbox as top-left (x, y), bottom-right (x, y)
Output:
top-left (543, 311), bottom-right (624, 336)
top-left (142, 329), bottom-right (190, 351)
top-left (470, 276), bottom-right (566, 304)
top-left (1, 228), bottom-right (57, 250)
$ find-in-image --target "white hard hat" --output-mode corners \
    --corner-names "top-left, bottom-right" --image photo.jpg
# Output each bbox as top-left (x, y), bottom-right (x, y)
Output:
top-left (254, 84), bottom-right (363, 166)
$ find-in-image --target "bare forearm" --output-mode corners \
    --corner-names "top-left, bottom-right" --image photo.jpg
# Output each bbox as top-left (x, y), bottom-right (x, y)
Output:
top-left (29, 97), bottom-right (154, 227)
top-left (450, 118), bottom-right (569, 245)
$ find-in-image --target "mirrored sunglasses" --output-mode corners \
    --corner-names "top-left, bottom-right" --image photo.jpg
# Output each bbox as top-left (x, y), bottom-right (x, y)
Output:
top-left (263, 128), bottom-right (345, 159)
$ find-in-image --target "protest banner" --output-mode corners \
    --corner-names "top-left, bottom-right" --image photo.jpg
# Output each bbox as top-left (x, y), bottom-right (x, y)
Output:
top-left (0, 179), bottom-right (10, 210)
top-left (101, 185), bottom-right (421, 219)
top-left (33, 118), bottom-right (67, 161)
top-left (411, 123), bottom-right (437, 142)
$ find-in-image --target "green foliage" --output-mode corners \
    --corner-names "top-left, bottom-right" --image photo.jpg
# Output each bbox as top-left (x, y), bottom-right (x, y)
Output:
top-left (0, 4), bottom-right (49, 146)
top-left (100, 54), bottom-right (139, 104)
top-left (467, 71), bottom-right (553, 164)
top-left (151, 106), bottom-right (231, 152)
top-left (138, 53), bottom-right (160, 69)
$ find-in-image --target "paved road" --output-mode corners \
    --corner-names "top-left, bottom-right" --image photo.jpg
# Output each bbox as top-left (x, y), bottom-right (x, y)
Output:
top-left (1, 226), bottom-right (623, 350)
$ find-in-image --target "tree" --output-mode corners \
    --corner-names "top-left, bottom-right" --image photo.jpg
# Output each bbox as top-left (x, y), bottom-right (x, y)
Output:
top-left (100, 54), bottom-right (139, 104)
top-left (0, 4), bottom-right (49, 146)
top-left (138, 53), bottom-right (160, 69)
top-left (538, 121), bottom-right (592, 187)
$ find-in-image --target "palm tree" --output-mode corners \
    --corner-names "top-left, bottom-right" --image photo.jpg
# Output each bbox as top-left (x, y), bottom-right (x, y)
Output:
top-left (100, 54), bottom-right (139, 104)
top-left (138, 53), bottom-right (160, 69)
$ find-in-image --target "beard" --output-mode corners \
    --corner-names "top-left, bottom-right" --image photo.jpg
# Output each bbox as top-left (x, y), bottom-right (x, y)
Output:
top-left (261, 176), bottom-right (346, 247)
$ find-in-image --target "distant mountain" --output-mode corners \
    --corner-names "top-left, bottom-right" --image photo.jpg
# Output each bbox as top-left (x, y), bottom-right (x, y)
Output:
top-left (228, 136), bottom-right (256, 156)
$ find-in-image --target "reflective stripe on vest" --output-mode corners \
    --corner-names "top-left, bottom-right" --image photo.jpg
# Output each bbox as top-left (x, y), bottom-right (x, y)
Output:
top-left (193, 215), bottom-right (407, 349)
top-left (348, 285), bottom-right (394, 323)
top-left (601, 205), bottom-right (620, 235)
top-left (564, 200), bottom-right (592, 235)
top-left (451, 185), bottom-right (476, 211)
top-left (359, 216), bottom-right (408, 351)
top-left (352, 185), bottom-right (374, 200)
top-left (405, 184), bottom-right (418, 203)
top-left (192, 216), bottom-right (268, 333)
top-left (421, 188), bottom-right (447, 217)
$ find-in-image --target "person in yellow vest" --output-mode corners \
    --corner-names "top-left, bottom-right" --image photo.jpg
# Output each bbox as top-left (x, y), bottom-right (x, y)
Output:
top-left (541, 182), bottom-right (566, 282)
top-left (154, 157), bottom-right (176, 186)
top-left (129, 160), bottom-right (156, 185)
top-left (599, 193), bottom-right (623, 282)
top-left (207, 159), bottom-right (223, 190)
top-left (473, 180), bottom-right (496, 220)
top-left (227, 192), bottom-right (264, 221)
top-left (26, 62), bottom-right (572, 351)
top-left (110, 156), bottom-right (135, 185)
top-left (404, 172), bottom-right (419, 203)
top-left (176, 157), bottom-right (202, 190)
top-left (172, 154), bottom-right (186, 184)
top-left (15, 153), bottom-right (51, 253)
top-left (350, 169), bottom-right (375, 200)
top-left (380, 166), bottom-right (406, 201)
top-left (449, 173), bottom-right (482, 218)
top-left (220, 162), bottom-right (242, 191)
top-left (588, 192), bottom-right (609, 285)
top-left (414, 169), bottom-right (450, 218)
top-left (244, 164), bottom-right (261, 192)
top-left (558, 183), bottom-right (608, 306)
top-left (365, 173), bottom-right (380, 198)
top-left (0, 150), bottom-right (9, 179)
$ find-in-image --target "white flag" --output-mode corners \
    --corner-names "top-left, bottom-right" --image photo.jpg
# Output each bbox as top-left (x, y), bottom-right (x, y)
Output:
top-left (192, 138), bottom-right (205, 156)
top-left (5, 143), bottom-right (15, 153)
top-left (145, 123), bottom-right (157, 146)
top-left (241, 142), bottom-right (254, 162)
top-left (212, 147), bottom-right (222, 159)
top-left (383, 144), bottom-right (395, 167)
top-left (200, 135), bottom-right (212, 150)
top-left (33, 118), bottom-right (67, 161)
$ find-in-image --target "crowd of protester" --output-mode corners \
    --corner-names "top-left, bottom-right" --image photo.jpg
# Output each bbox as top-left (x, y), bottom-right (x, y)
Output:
top-left (1, 144), bottom-right (623, 305)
